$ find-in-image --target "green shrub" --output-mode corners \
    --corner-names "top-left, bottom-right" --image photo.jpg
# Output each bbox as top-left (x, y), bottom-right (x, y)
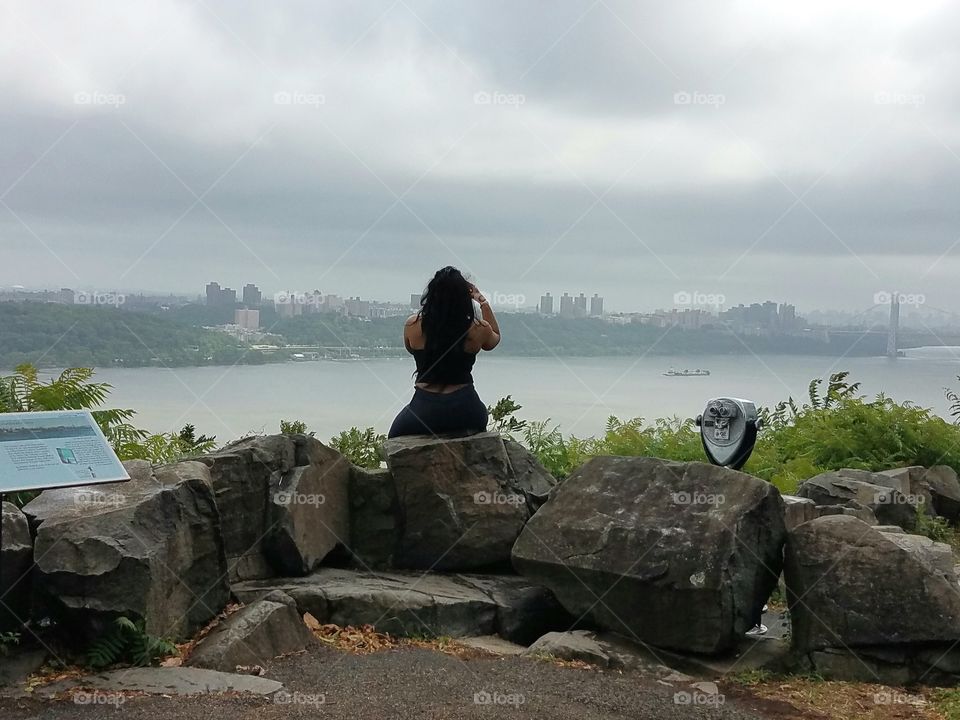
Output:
top-left (86, 617), bottom-right (177, 669)
top-left (519, 372), bottom-right (960, 488)
top-left (330, 427), bottom-right (386, 468)
top-left (280, 419), bottom-right (311, 435)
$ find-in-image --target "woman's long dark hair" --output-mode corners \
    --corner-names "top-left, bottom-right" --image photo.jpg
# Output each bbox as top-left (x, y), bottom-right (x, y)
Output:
top-left (416, 266), bottom-right (475, 377)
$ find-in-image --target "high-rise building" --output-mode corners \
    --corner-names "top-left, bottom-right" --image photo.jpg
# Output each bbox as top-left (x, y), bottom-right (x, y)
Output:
top-left (234, 308), bottom-right (260, 330)
top-left (205, 282), bottom-right (237, 307)
top-left (345, 296), bottom-right (371, 318)
top-left (59, 288), bottom-right (75, 305)
top-left (574, 292), bottom-right (588, 317)
top-left (242, 283), bottom-right (262, 307)
top-left (590, 293), bottom-right (603, 317)
top-left (205, 282), bottom-right (221, 306)
top-left (410, 293), bottom-right (422, 309)
top-left (539, 292), bottom-right (553, 314)
top-left (559, 292), bottom-right (574, 318)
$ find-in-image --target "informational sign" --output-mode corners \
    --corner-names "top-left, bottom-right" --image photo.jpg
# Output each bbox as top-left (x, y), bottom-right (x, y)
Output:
top-left (0, 410), bottom-right (130, 494)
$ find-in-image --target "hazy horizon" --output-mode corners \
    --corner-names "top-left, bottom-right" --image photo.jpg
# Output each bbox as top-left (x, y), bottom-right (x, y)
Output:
top-left (3, 1), bottom-right (959, 315)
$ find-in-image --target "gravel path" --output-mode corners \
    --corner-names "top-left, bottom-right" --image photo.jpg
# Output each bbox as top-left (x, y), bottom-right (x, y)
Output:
top-left (0, 644), bottom-right (802, 720)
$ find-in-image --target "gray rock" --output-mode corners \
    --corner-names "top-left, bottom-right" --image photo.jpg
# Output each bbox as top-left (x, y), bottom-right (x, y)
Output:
top-left (785, 515), bottom-right (960, 656)
top-left (503, 439), bottom-right (557, 513)
top-left (188, 591), bottom-right (314, 671)
top-left (199, 434), bottom-right (349, 580)
top-left (781, 495), bottom-right (816, 530)
top-left (266, 442), bottom-right (350, 576)
top-left (0, 501), bottom-right (32, 629)
top-left (233, 568), bottom-right (567, 642)
top-left (920, 466), bottom-right (960, 521)
top-left (348, 466), bottom-right (399, 569)
top-left (525, 630), bottom-right (699, 678)
top-left (385, 433), bottom-right (528, 570)
top-left (39, 667), bottom-right (283, 697)
top-left (797, 469), bottom-right (916, 529)
top-left (512, 457), bottom-right (787, 655)
top-left (23, 460), bottom-right (229, 642)
top-left (525, 630), bottom-right (612, 667)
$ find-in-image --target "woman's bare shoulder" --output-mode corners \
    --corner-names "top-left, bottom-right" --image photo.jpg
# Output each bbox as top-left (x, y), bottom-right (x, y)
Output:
top-left (404, 313), bottom-right (421, 327)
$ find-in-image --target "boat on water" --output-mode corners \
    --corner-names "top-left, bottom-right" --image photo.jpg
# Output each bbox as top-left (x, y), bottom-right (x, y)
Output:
top-left (663, 368), bottom-right (710, 377)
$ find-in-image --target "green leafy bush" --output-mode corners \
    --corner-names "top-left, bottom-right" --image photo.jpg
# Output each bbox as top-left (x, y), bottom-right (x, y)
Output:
top-left (519, 372), bottom-right (960, 492)
top-left (280, 419), bottom-right (311, 435)
top-left (487, 395), bottom-right (527, 436)
top-left (86, 617), bottom-right (177, 669)
top-left (330, 427), bottom-right (386, 468)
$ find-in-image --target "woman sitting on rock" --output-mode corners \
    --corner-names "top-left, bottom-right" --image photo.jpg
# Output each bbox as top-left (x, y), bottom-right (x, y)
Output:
top-left (388, 266), bottom-right (501, 438)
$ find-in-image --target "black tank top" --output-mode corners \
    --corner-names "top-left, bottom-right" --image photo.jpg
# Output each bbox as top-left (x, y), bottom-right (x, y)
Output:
top-left (412, 341), bottom-right (477, 385)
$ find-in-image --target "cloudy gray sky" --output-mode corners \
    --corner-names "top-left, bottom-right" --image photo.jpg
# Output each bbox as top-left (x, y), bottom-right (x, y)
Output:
top-left (1, 0), bottom-right (959, 313)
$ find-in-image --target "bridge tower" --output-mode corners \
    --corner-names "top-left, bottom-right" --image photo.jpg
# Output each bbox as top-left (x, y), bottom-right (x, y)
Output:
top-left (887, 293), bottom-right (900, 359)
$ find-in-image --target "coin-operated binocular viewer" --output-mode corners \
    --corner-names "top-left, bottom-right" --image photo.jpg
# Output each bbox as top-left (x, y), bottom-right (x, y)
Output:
top-left (695, 397), bottom-right (761, 470)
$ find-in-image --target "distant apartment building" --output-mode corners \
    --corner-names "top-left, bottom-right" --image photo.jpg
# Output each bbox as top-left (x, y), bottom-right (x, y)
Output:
top-left (242, 283), bottom-right (262, 307)
top-left (235, 308), bottom-right (261, 330)
top-left (59, 288), bottom-right (75, 305)
top-left (720, 301), bottom-right (803, 335)
top-left (559, 292), bottom-right (574, 318)
top-left (410, 293), bottom-right (422, 309)
top-left (590, 293), bottom-right (603, 317)
top-left (205, 282), bottom-right (237, 307)
top-left (345, 296), bottom-right (370, 318)
top-left (539, 292), bottom-right (553, 314)
top-left (574, 293), bottom-right (588, 318)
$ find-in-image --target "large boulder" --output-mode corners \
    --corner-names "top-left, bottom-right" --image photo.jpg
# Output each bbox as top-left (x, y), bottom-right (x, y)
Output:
top-left (348, 466), bottom-right (400, 569)
top-left (232, 568), bottom-right (568, 643)
top-left (0, 501), bottom-right (33, 629)
top-left (879, 465), bottom-right (960, 521)
top-left (512, 456), bottom-right (787, 655)
top-left (188, 590), bottom-right (314, 671)
top-left (796, 469), bottom-right (917, 529)
top-left (503, 439), bottom-right (558, 513)
top-left (785, 515), bottom-right (960, 682)
top-left (384, 433), bottom-right (530, 570)
top-left (781, 495), bottom-right (816, 530)
top-left (199, 434), bottom-right (350, 580)
top-left (22, 460), bottom-right (229, 642)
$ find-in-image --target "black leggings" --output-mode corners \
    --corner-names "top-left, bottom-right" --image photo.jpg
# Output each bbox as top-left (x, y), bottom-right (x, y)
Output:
top-left (388, 385), bottom-right (488, 438)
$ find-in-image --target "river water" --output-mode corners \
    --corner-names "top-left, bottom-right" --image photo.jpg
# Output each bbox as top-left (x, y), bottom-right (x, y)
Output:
top-left (76, 347), bottom-right (960, 443)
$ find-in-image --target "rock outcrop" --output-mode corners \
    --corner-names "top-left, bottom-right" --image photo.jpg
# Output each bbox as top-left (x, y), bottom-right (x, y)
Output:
top-left (188, 590), bottom-right (314, 671)
top-left (0, 501), bottom-right (33, 629)
top-left (199, 434), bottom-right (350, 580)
top-left (385, 433), bottom-right (532, 570)
top-left (512, 456), bottom-right (787, 654)
top-left (348, 466), bottom-right (400, 569)
top-left (23, 460), bottom-right (229, 642)
top-left (232, 567), bottom-right (569, 643)
top-left (796, 469), bottom-right (917, 529)
top-left (785, 515), bottom-right (960, 683)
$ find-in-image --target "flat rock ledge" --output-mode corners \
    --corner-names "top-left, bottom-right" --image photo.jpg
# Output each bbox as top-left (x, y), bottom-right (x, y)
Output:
top-left (233, 567), bottom-right (571, 645)
top-left (36, 667), bottom-right (283, 698)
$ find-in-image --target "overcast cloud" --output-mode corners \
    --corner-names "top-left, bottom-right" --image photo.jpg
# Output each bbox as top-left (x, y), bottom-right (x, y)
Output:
top-left (1, 0), bottom-right (959, 313)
